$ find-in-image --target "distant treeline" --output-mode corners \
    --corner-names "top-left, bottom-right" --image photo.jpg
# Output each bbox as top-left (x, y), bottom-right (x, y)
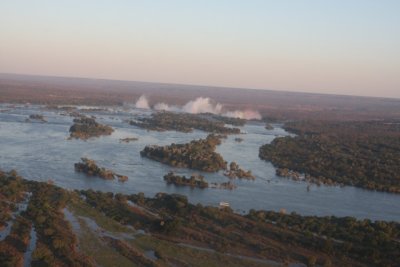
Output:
top-left (2, 73), bottom-right (400, 121)
top-left (130, 111), bottom-right (241, 134)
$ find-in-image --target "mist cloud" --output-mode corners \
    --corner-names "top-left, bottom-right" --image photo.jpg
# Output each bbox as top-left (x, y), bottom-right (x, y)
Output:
top-left (182, 97), bottom-right (223, 114)
top-left (154, 102), bottom-right (180, 112)
top-left (224, 110), bottom-right (262, 120)
top-left (135, 95), bottom-right (150, 109)
top-left (149, 96), bottom-right (261, 120)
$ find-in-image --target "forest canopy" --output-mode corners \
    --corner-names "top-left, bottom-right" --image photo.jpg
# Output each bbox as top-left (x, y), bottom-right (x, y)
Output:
top-left (259, 120), bottom-right (400, 193)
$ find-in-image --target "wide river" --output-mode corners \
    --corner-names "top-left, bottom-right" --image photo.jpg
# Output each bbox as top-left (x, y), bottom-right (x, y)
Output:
top-left (0, 104), bottom-right (399, 222)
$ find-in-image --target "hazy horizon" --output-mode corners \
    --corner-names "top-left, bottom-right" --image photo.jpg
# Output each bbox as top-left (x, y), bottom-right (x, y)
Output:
top-left (1, 1), bottom-right (399, 98)
top-left (2, 71), bottom-right (400, 101)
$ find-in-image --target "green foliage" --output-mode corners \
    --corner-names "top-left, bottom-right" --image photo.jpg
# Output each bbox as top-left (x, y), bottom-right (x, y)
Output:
top-left (224, 161), bottom-right (255, 179)
top-left (80, 190), bottom-right (154, 228)
top-left (26, 181), bottom-right (93, 266)
top-left (0, 216), bottom-right (32, 267)
top-left (247, 210), bottom-right (400, 266)
top-left (69, 115), bottom-right (114, 140)
top-left (74, 158), bottom-right (127, 181)
top-left (164, 172), bottom-right (209, 188)
top-left (1, 170), bottom-right (399, 267)
top-left (130, 111), bottom-right (241, 134)
top-left (141, 134), bottom-right (227, 172)
top-left (259, 120), bottom-right (400, 193)
top-left (0, 170), bottom-right (26, 202)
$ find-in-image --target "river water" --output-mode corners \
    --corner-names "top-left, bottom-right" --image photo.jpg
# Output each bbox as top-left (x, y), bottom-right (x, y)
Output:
top-left (0, 104), bottom-right (399, 222)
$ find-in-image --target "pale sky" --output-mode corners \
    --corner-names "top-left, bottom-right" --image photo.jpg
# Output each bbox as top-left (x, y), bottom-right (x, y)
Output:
top-left (0, 0), bottom-right (399, 98)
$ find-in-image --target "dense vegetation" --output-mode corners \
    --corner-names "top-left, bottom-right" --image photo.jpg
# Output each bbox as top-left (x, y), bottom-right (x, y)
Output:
top-left (247, 210), bottom-right (400, 267)
top-left (163, 172), bottom-right (239, 190)
top-left (0, 170), bottom-right (93, 266)
top-left (163, 172), bottom-right (208, 188)
top-left (1, 171), bottom-right (399, 266)
top-left (207, 113), bottom-right (246, 126)
top-left (44, 105), bottom-right (76, 112)
top-left (130, 111), bottom-right (241, 134)
top-left (0, 171), bottom-right (29, 267)
top-left (284, 120), bottom-right (400, 137)
top-left (82, 190), bottom-right (400, 267)
top-left (0, 215), bottom-right (32, 266)
top-left (210, 181), bottom-right (237, 190)
top-left (141, 134), bottom-right (227, 172)
top-left (69, 116), bottom-right (114, 140)
top-left (79, 189), bottom-right (154, 230)
top-left (259, 120), bottom-right (400, 193)
top-left (224, 162), bottom-right (255, 179)
top-left (74, 158), bottom-right (128, 182)
top-left (26, 181), bottom-right (93, 266)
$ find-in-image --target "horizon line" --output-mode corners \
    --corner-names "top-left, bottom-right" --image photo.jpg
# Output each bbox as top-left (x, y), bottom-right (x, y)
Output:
top-left (1, 71), bottom-right (399, 101)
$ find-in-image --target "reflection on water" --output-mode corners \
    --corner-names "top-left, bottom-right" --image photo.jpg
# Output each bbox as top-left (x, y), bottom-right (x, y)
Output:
top-left (0, 104), bottom-right (399, 222)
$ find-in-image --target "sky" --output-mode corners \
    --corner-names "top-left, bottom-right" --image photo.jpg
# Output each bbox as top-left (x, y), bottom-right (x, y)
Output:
top-left (0, 0), bottom-right (399, 98)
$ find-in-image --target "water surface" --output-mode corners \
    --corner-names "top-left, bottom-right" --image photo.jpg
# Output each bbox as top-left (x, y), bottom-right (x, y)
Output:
top-left (0, 104), bottom-right (399, 222)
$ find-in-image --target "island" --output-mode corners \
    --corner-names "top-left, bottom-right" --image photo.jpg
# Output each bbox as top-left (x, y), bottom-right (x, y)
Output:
top-left (74, 158), bottom-right (128, 182)
top-left (259, 120), bottom-right (400, 193)
top-left (26, 114), bottom-right (47, 123)
top-left (140, 134), bottom-right (227, 172)
top-left (265, 123), bottom-right (274, 130)
top-left (275, 168), bottom-right (341, 187)
top-left (79, 107), bottom-right (108, 112)
top-left (130, 111), bottom-right (241, 134)
top-left (210, 181), bottom-right (237, 190)
top-left (119, 137), bottom-right (139, 143)
top-left (44, 105), bottom-right (77, 111)
top-left (163, 172), bottom-right (208, 188)
top-left (224, 162), bottom-right (255, 179)
top-left (69, 116), bottom-right (114, 140)
top-left (208, 113), bottom-right (246, 126)
top-left (44, 105), bottom-right (77, 112)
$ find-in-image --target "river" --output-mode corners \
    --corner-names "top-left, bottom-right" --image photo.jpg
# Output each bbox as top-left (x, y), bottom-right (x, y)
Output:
top-left (0, 104), bottom-right (399, 222)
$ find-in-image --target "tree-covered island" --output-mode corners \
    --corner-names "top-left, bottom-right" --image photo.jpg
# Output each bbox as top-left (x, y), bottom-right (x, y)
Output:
top-left (27, 114), bottom-right (47, 123)
top-left (69, 116), bottom-right (114, 140)
top-left (163, 172), bottom-right (208, 188)
top-left (140, 134), bottom-right (227, 172)
top-left (130, 112), bottom-right (241, 134)
top-left (224, 162), bottom-right (255, 180)
top-left (74, 158), bottom-right (128, 182)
